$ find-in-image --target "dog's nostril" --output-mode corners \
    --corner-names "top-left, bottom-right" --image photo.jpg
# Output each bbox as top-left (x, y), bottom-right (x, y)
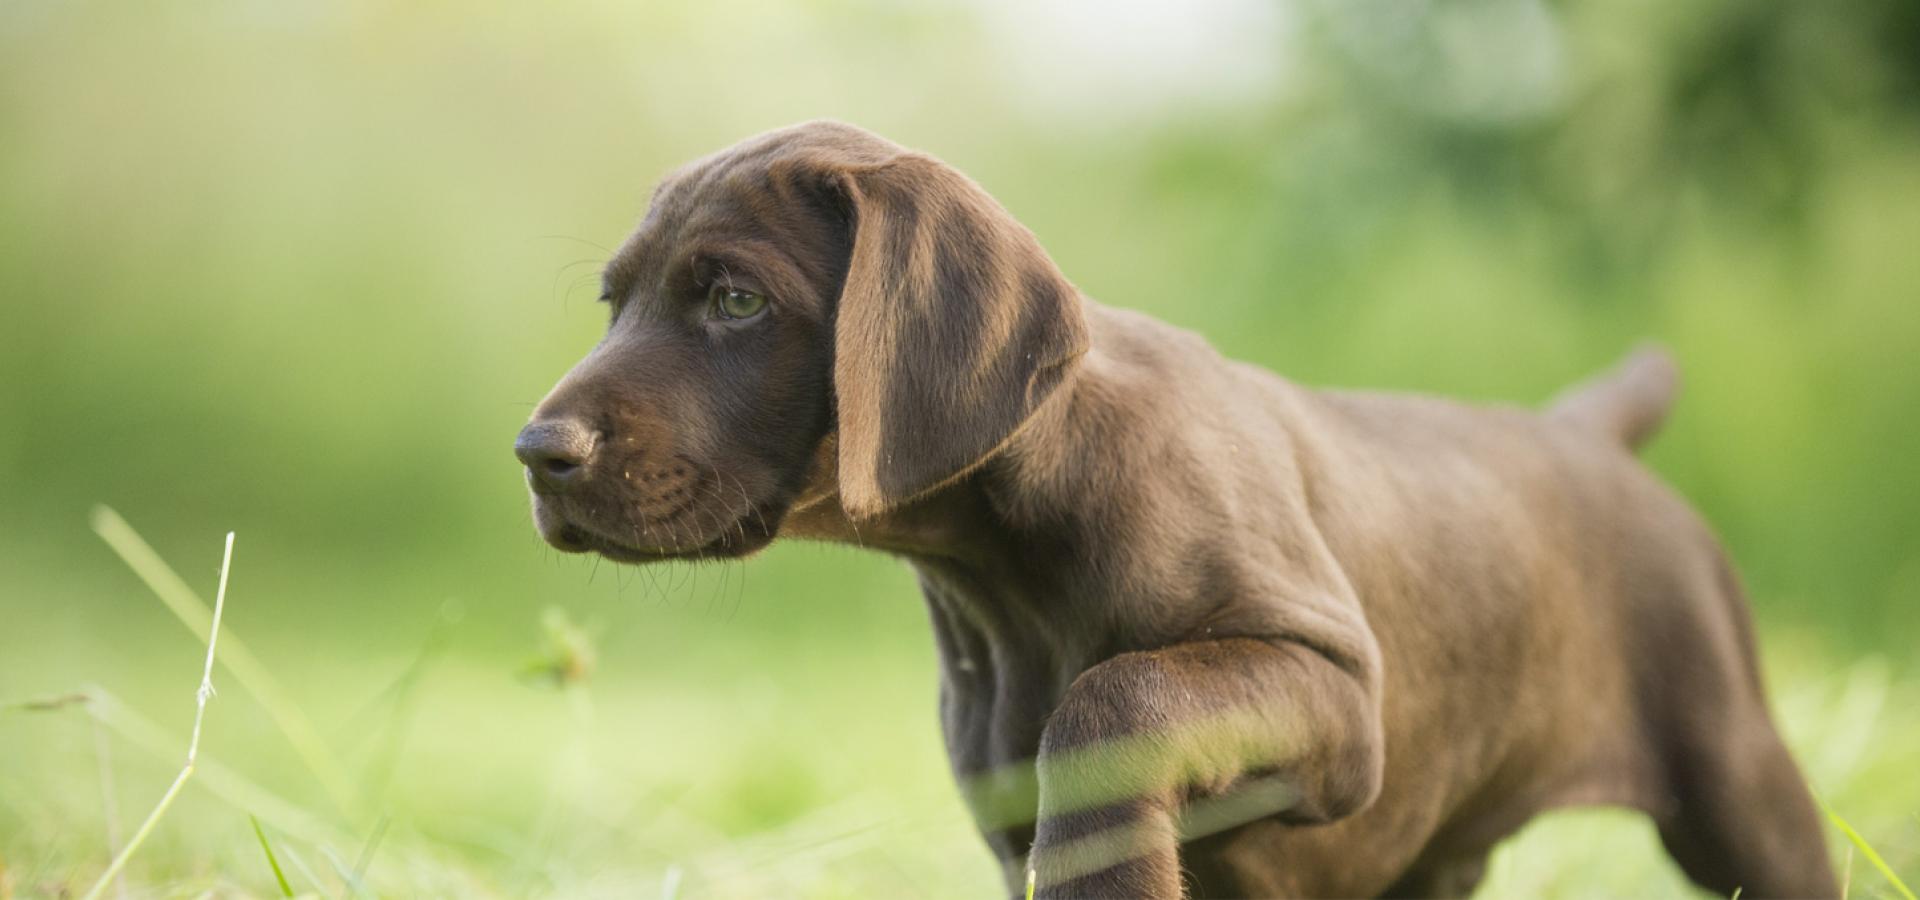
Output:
top-left (515, 418), bottom-right (596, 493)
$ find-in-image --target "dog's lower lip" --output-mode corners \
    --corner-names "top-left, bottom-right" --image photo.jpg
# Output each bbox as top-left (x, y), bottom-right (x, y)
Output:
top-left (537, 489), bottom-right (781, 561)
top-left (560, 516), bottom-right (751, 562)
top-left (565, 526), bottom-right (671, 560)
top-left (553, 524), bottom-right (591, 551)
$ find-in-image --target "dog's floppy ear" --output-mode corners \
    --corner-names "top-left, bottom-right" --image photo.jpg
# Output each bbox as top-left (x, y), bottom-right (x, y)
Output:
top-left (825, 151), bottom-right (1088, 519)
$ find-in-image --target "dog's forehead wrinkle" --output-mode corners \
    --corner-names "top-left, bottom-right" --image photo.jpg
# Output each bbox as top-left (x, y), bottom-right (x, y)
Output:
top-left (605, 205), bottom-right (705, 302)
top-left (611, 179), bottom-right (837, 321)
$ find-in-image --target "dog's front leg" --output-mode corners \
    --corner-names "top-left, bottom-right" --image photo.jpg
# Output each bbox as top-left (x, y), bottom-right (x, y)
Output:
top-left (1027, 638), bottom-right (1383, 899)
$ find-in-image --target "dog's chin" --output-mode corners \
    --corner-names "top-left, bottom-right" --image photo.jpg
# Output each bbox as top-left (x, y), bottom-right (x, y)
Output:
top-left (530, 499), bottom-right (778, 563)
top-left (574, 523), bottom-right (773, 562)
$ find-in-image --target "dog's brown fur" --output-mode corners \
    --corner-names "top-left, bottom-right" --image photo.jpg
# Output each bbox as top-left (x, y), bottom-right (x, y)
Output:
top-left (517, 122), bottom-right (1834, 898)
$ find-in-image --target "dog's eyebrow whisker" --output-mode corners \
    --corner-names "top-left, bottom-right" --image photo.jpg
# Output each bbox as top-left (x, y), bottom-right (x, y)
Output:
top-left (561, 271), bottom-right (608, 308)
top-left (549, 255), bottom-right (606, 303)
top-left (532, 233), bottom-right (615, 255)
top-left (549, 256), bottom-right (610, 308)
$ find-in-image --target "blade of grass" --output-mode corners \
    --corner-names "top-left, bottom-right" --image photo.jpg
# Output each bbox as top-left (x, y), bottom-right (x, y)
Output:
top-left (83, 687), bottom-right (342, 846)
top-left (321, 845), bottom-right (366, 897)
top-left (251, 816), bottom-right (295, 897)
top-left (276, 842), bottom-right (329, 896)
top-left (91, 719), bottom-right (126, 900)
top-left (346, 600), bottom-right (460, 805)
top-left (81, 531), bottom-right (235, 900)
top-left (90, 506), bottom-right (361, 819)
top-left (1822, 800), bottom-right (1915, 900)
top-left (1840, 844), bottom-right (1853, 900)
top-left (352, 813), bottom-right (391, 892)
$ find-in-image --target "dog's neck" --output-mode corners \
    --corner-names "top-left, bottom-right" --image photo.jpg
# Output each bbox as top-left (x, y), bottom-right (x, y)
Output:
top-left (779, 304), bottom-right (1205, 578)
top-left (778, 445), bottom-right (1039, 563)
top-left (778, 355), bottom-right (1090, 565)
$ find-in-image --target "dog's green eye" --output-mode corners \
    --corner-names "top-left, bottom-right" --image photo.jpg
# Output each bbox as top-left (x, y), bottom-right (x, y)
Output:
top-left (710, 284), bottom-right (767, 320)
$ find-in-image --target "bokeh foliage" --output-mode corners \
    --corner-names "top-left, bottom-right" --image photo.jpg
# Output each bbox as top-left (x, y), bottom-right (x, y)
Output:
top-left (2, 0), bottom-right (1915, 895)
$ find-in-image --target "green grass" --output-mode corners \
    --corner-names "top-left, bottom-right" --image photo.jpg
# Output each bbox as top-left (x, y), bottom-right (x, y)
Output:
top-left (1825, 804), bottom-right (1916, 900)
top-left (250, 815), bottom-right (296, 898)
top-left (0, 518), bottom-right (1912, 898)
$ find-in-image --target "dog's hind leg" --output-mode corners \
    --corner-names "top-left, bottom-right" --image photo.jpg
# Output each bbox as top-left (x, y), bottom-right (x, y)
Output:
top-left (1642, 559), bottom-right (1835, 898)
top-left (1652, 716), bottom-right (1834, 898)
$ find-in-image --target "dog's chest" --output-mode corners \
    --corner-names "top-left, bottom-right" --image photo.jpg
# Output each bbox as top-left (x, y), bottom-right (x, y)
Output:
top-left (911, 556), bottom-right (1151, 857)
top-left (917, 566), bottom-right (1082, 763)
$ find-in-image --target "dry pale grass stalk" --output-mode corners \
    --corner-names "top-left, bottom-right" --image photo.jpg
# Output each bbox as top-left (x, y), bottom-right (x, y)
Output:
top-left (82, 686), bottom-right (341, 846)
top-left (90, 506), bottom-right (360, 816)
top-left (81, 531), bottom-right (235, 900)
top-left (90, 719), bottom-right (125, 900)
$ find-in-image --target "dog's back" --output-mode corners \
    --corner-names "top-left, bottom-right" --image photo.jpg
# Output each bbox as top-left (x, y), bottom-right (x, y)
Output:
top-left (1218, 349), bottom-right (1833, 896)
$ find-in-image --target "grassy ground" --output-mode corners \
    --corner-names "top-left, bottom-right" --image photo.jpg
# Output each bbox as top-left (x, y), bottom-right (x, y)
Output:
top-left (1, 518), bottom-right (1914, 899)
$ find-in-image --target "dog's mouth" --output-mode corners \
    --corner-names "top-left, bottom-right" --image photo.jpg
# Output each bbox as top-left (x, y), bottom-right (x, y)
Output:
top-left (530, 492), bottom-right (779, 562)
top-left (561, 519), bottom-right (763, 562)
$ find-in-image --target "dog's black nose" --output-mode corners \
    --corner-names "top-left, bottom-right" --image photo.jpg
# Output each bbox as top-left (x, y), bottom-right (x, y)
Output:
top-left (516, 419), bottom-right (596, 494)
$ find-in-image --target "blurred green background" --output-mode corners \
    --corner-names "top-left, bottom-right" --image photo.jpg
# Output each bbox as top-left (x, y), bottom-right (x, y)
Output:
top-left (3, 1), bottom-right (1916, 896)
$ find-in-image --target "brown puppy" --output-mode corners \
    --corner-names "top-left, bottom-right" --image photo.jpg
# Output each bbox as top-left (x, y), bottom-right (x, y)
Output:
top-left (516, 122), bottom-right (1834, 898)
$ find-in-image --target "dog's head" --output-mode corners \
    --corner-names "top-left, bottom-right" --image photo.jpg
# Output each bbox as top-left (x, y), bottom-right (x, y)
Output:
top-left (516, 122), bottom-right (1088, 561)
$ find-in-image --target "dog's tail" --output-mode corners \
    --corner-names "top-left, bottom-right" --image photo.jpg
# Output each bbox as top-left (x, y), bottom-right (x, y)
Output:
top-left (1547, 344), bottom-right (1679, 451)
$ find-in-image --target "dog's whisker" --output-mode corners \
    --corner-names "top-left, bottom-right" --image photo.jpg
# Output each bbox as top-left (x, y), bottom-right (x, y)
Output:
top-left (532, 233), bottom-right (615, 255)
top-left (701, 473), bottom-right (752, 546)
top-left (549, 256), bottom-right (609, 308)
top-left (722, 472), bottom-right (765, 541)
